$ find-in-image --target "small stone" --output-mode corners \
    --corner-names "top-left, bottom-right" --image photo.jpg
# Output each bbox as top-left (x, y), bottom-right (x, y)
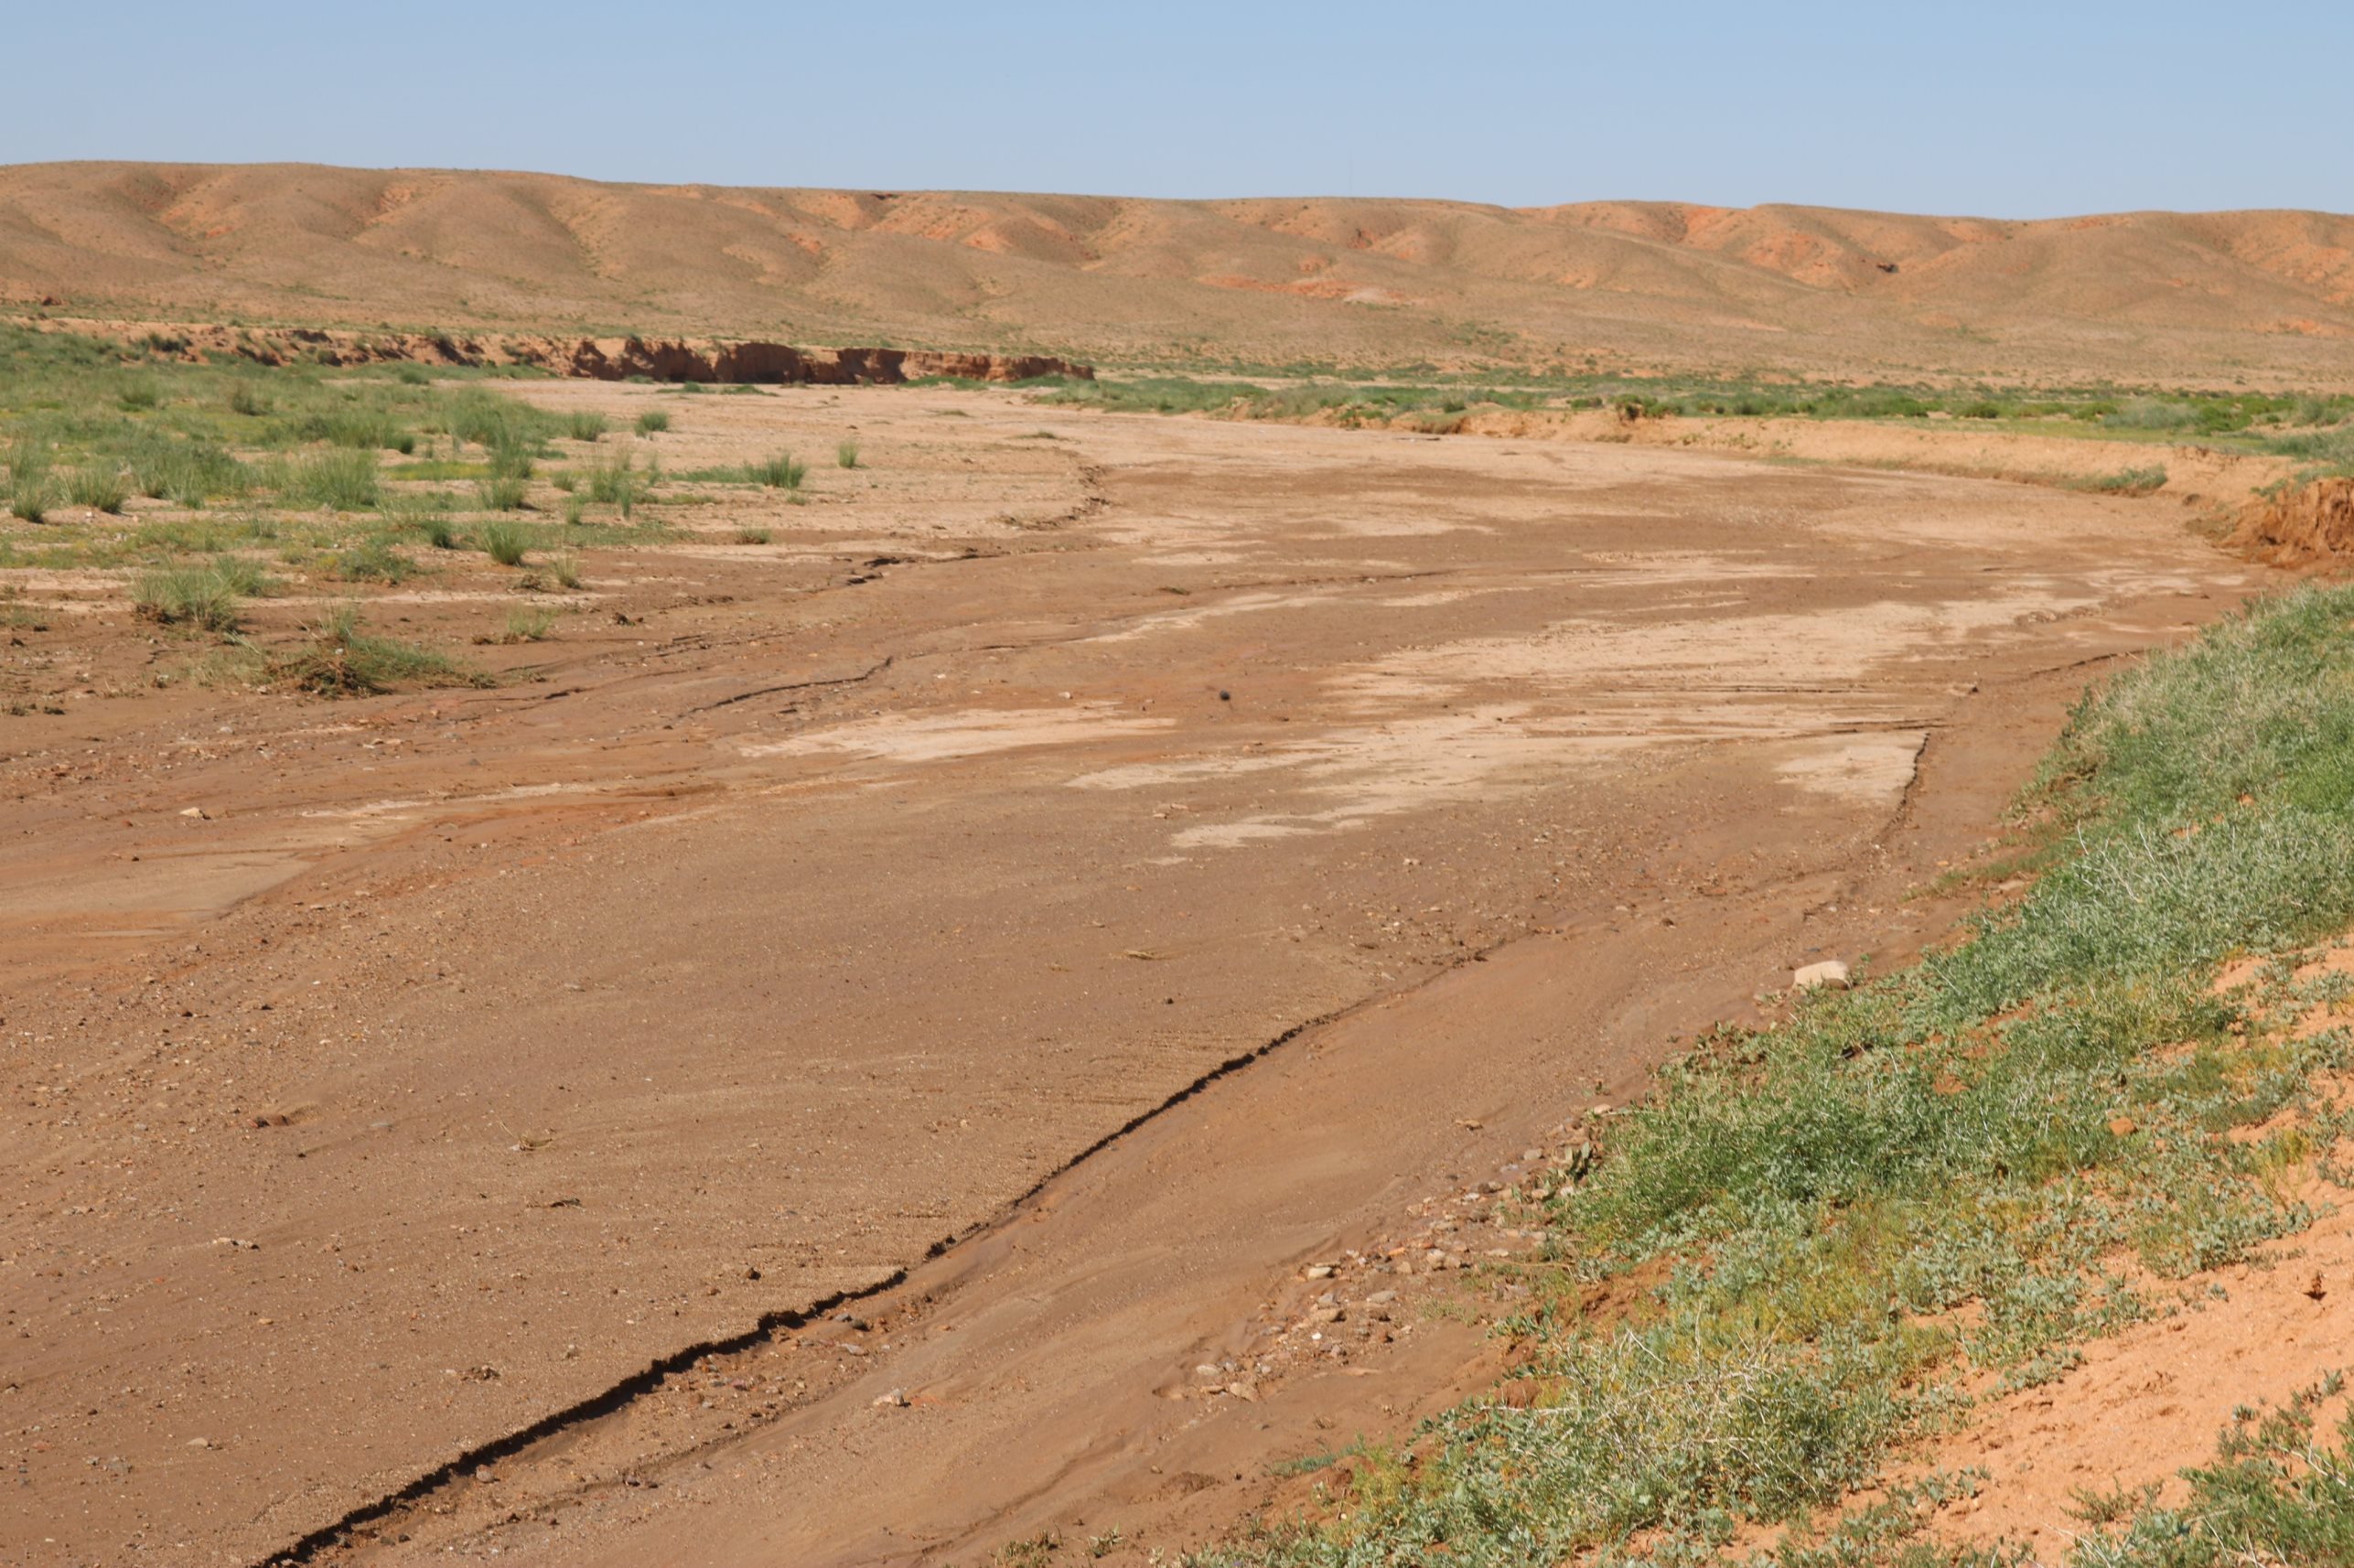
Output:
top-left (1793, 960), bottom-right (1851, 991)
top-left (872, 1389), bottom-right (908, 1408)
top-left (1308, 1306), bottom-right (1345, 1326)
top-left (178, 807), bottom-right (210, 821)
top-left (1363, 1290), bottom-right (1399, 1305)
top-left (185, 1437), bottom-right (210, 1449)
top-left (1303, 1263), bottom-right (1335, 1280)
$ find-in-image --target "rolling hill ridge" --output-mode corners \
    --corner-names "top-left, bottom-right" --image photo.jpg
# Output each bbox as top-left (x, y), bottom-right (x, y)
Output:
top-left (5, 161), bottom-right (2353, 381)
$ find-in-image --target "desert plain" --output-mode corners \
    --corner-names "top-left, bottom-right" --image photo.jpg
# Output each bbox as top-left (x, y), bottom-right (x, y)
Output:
top-left (5, 164), bottom-right (2354, 1568)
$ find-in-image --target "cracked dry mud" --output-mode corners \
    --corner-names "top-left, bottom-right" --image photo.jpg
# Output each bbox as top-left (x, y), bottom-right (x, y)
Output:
top-left (0, 383), bottom-right (2271, 1565)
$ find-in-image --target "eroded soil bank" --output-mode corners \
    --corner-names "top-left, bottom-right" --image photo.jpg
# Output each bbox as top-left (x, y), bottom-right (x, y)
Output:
top-left (0, 385), bottom-right (2266, 1565)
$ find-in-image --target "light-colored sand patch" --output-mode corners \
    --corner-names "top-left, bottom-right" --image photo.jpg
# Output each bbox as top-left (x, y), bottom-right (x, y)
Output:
top-left (743, 704), bottom-right (1175, 763)
top-left (1331, 591), bottom-right (2104, 719)
top-left (1772, 733), bottom-right (1926, 804)
top-left (1088, 589), bottom-right (1335, 644)
top-left (1076, 706), bottom-right (1649, 848)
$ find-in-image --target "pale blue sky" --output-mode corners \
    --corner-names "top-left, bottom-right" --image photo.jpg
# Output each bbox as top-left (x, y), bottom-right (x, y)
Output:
top-left (5, 2), bottom-right (2346, 218)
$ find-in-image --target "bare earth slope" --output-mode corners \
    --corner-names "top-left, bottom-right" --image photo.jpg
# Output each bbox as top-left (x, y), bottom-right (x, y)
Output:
top-left (5, 162), bottom-right (2354, 381)
top-left (0, 382), bottom-right (2269, 1565)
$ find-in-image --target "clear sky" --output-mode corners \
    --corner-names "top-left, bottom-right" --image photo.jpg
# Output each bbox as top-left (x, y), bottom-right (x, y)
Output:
top-left (4, 2), bottom-right (2346, 218)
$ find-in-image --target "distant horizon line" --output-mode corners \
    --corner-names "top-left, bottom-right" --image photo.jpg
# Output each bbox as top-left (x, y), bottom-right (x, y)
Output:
top-left (5, 157), bottom-right (2347, 226)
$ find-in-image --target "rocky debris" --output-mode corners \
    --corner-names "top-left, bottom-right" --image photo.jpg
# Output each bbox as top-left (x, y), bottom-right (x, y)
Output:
top-left (557, 338), bottom-right (1092, 386)
top-left (1189, 1111), bottom-right (1614, 1406)
top-left (1793, 958), bottom-right (1851, 991)
top-left (41, 318), bottom-right (1094, 387)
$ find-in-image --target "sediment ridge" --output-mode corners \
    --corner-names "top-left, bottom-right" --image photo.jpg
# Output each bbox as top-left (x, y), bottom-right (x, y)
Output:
top-left (22, 317), bottom-right (1092, 384)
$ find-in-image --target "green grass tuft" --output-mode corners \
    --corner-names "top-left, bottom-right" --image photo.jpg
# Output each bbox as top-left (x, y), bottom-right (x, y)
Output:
top-left (2073, 465), bottom-right (2169, 496)
top-left (134, 564), bottom-right (250, 632)
top-left (475, 474), bottom-right (529, 511)
top-left (747, 452), bottom-right (806, 489)
top-left (268, 605), bottom-right (489, 696)
top-left (835, 439), bottom-right (860, 469)
top-left (501, 605), bottom-right (555, 642)
top-left (332, 535), bottom-right (414, 583)
top-left (66, 465), bottom-right (131, 513)
top-left (285, 449), bottom-right (380, 511)
top-left (634, 409), bottom-right (670, 435)
top-left (565, 410), bottom-right (608, 443)
top-left (478, 520), bottom-right (529, 566)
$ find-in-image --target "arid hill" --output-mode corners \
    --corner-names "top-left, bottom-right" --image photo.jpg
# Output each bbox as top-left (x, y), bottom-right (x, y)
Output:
top-left (5, 161), bottom-right (2354, 381)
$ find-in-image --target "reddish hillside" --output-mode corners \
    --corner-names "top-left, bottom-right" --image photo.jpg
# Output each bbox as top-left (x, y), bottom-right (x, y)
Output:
top-left (4, 162), bottom-right (2351, 381)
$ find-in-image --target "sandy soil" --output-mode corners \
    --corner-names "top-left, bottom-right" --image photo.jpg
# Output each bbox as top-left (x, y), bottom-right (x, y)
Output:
top-left (0, 382), bottom-right (2273, 1566)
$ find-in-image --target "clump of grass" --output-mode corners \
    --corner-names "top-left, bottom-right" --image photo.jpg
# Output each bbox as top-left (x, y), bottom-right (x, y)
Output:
top-left (561, 494), bottom-right (586, 526)
top-left (475, 474), bottom-right (529, 511)
top-left (585, 453), bottom-right (648, 518)
top-left (7, 447), bottom-right (53, 523)
top-left (332, 536), bottom-right (414, 584)
top-left (565, 410), bottom-right (608, 443)
top-left (384, 495), bottom-right (458, 549)
top-left (2075, 465), bottom-right (2169, 496)
top-left (268, 604), bottom-right (488, 695)
top-left (226, 381), bottom-right (272, 417)
top-left (478, 520), bottom-right (528, 566)
top-left (634, 409), bottom-right (670, 435)
top-left (585, 454), bottom-right (630, 502)
top-left (2103, 395), bottom-right (2200, 432)
top-left (287, 449), bottom-right (380, 511)
top-left (128, 435), bottom-right (246, 508)
top-left (208, 556), bottom-right (271, 596)
top-left (835, 439), bottom-right (860, 469)
top-left (500, 605), bottom-right (555, 642)
top-left (66, 465), bottom-right (131, 514)
top-left (735, 527), bottom-right (772, 544)
top-left (747, 452), bottom-right (806, 489)
top-left (299, 403), bottom-right (413, 453)
top-left (134, 564), bottom-right (247, 632)
top-left (115, 374), bottom-right (161, 412)
top-left (544, 553), bottom-right (582, 590)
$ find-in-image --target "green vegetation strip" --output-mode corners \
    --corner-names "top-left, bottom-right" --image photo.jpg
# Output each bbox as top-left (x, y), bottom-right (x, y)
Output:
top-left (1203, 585), bottom-right (2354, 1567)
top-left (1033, 371), bottom-right (2354, 475)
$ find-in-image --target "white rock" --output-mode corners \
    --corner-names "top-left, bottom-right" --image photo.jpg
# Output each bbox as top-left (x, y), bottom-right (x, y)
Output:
top-left (1793, 960), bottom-right (1851, 991)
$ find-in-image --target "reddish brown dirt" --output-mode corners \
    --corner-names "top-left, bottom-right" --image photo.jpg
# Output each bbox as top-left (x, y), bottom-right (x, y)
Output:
top-left (0, 382), bottom-right (2274, 1565)
top-left (2230, 474), bottom-right (2354, 565)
